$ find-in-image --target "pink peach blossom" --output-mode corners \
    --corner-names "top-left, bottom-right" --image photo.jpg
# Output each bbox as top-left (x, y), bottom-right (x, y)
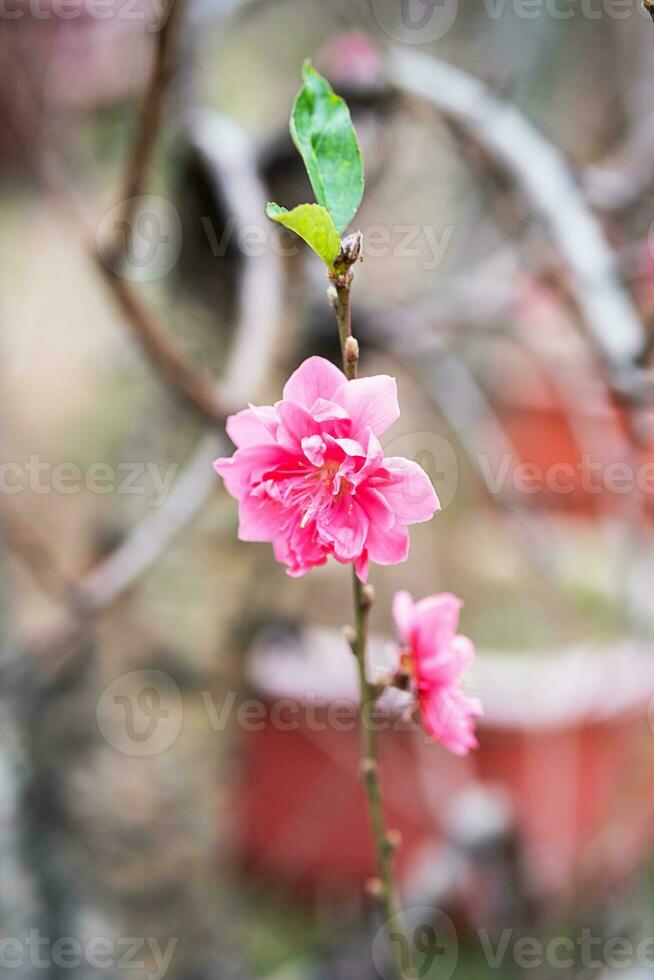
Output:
top-left (392, 590), bottom-right (482, 755)
top-left (214, 356), bottom-right (439, 581)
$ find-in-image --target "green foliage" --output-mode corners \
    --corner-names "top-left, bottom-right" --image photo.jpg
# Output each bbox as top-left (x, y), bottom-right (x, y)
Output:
top-left (290, 60), bottom-right (364, 234)
top-left (265, 202), bottom-right (341, 269)
top-left (265, 60), bottom-right (364, 267)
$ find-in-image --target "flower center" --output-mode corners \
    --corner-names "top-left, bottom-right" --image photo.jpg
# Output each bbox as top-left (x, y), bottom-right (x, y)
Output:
top-left (297, 458), bottom-right (353, 528)
top-left (317, 459), bottom-right (340, 484)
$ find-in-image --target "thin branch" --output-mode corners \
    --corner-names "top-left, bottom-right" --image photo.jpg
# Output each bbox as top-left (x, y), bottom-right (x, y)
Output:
top-left (583, 21), bottom-right (654, 213)
top-left (95, 258), bottom-right (229, 424)
top-left (22, 431), bottom-right (226, 677)
top-left (115, 0), bottom-right (188, 248)
top-left (7, 113), bottom-right (282, 680)
top-left (6, 31), bottom-right (229, 427)
top-left (0, 501), bottom-right (77, 601)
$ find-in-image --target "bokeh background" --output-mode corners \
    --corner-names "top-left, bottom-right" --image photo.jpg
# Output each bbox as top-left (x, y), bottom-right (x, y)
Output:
top-left (3, 0), bottom-right (654, 977)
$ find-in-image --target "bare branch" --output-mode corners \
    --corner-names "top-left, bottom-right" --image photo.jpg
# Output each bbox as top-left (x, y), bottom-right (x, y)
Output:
top-left (95, 258), bottom-right (230, 424)
top-left (116, 0), bottom-right (189, 247)
top-left (5, 30), bottom-right (232, 426)
top-left (0, 501), bottom-right (77, 601)
top-left (10, 112), bottom-right (282, 678)
top-left (388, 48), bottom-right (646, 374)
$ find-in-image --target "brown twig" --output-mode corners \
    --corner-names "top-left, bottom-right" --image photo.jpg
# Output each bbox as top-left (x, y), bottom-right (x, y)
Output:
top-left (20, 431), bottom-right (227, 677)
top-left (24, 116), bottom-right (282, 676)
top-left (6, 27), bottom-right (230, 427)
top-left (115, 0), bottom-right (189, 253)
top-left (0, 501), bottom-right (77, 601)
top-left (4, 107), bottom-right (282, 679)
top-left (95, 259), bottom-right (228, 424)
top-left (95, 0), bottom-right (233, 425)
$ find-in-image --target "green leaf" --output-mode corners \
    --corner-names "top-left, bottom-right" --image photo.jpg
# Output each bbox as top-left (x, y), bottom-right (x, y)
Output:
top-left (265, 202), bottom-right (341, 269)
top-left (289, 59), bottom-right (364, 234)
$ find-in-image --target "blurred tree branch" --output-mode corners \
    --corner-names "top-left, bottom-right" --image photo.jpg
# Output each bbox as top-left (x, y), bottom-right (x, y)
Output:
top-left (6, 15), bottom-right (229, 425)
top-left (115, 0), bottom-right (189, 251)
top-left (389, 47), bottom-right (646, 381)
top-left (2, 27), bottom-right (283, 678)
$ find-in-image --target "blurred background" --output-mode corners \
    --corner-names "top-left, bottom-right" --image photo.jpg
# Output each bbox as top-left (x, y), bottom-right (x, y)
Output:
top-left (3, 0), bottom-right (654, 977)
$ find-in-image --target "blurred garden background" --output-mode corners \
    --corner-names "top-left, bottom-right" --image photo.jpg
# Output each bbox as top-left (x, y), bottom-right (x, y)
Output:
top-left (4, 0), bottom-right (654, 977)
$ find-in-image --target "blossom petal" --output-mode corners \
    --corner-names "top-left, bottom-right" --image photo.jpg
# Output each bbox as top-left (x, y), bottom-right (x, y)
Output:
top-left (392, 590), bottom-right (415, 645)
top-left (274, 520), bottom-right (328, 576)
top-left (311, 398), bottom-right (349, 423)
top-left (238, 493), bottom-right (287, 542)
top-left (449, 634), bottom-right (476, 674)
top-left (302, 435), bottom-right (326, 467)
top-left (413, 594), bottom-right (464, 671)
top-left (335, 375), bottom-right (399, 439)
top-left (276, 401), bottom-right (318, 451)
top-left (226, 404), bottom-right (277, 448)
top-left (365, 520), bottom-right (409, 566)
top-left (282, 356), bottom-right (345, 409)
top-left (354, 550), bottom-right (369, 583)
top-left (318, 496), bottom-right (369, 563)
top-left (357, 486), bottom-right (395, 531)
top-left (350, 433), bottom-right (385, 487)
top-left (420, 686), bottom-right (482, 755)
top-left (376, 458), bottom-right (440, 524)
top-left (333, 437), bottom-right (367, 458)
top-left (214, 445), bottom-right (292, 499)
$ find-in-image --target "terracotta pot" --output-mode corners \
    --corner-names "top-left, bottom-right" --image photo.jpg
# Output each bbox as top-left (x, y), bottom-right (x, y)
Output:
top-left (233, 629), bottom-right (654, 902)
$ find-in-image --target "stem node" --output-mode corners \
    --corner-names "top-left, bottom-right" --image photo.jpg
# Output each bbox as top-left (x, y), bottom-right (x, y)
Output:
top-left (365, 877), bottom-right (386, 899)
top-left (361, 583), bottom-right (375, 609)
top-left (344, 335), bottom-right (359, 366)
top-left (342, 624), bottom-right (357, 651)
top-left (360, 757), bottom-right (379, 781)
